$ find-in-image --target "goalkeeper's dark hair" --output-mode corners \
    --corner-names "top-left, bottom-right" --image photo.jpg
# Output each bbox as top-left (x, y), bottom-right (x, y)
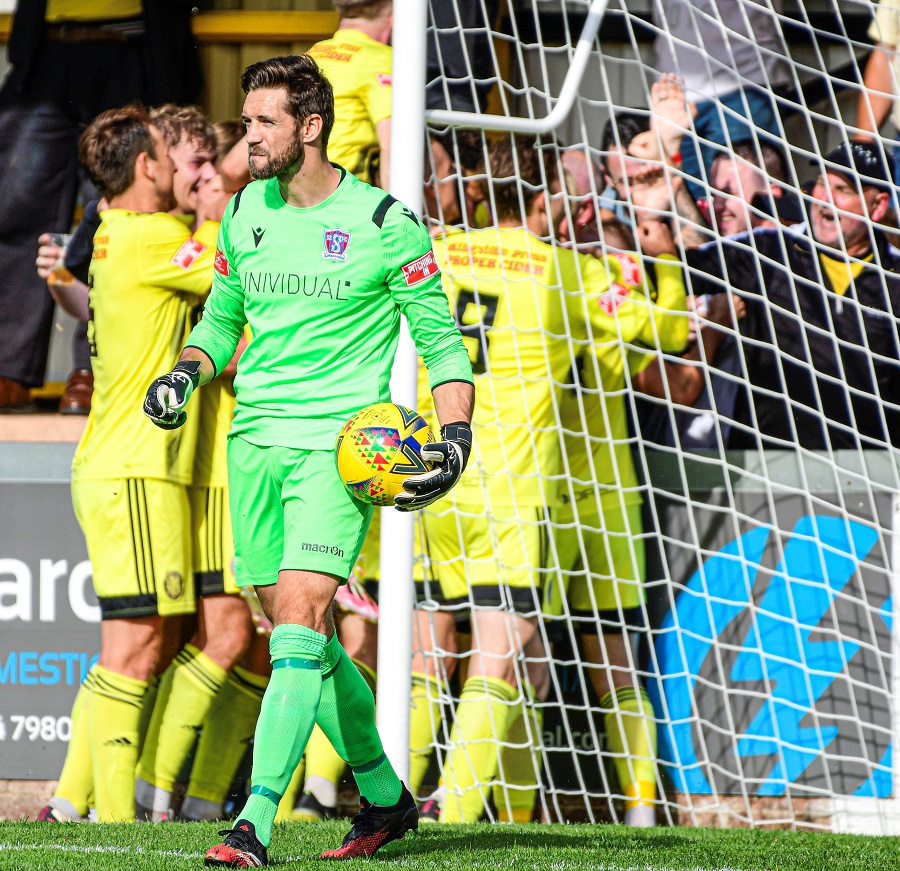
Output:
top-left (483, 134), bottom-right (559, 221)
top-left (601, 111), bottom-right (650, 155)
top-left (150, 104), bottom-right (217, 154)
top-left (79, 104), bottom-right (157, 199)
top-left (241, 55), bottom-right (335, 148)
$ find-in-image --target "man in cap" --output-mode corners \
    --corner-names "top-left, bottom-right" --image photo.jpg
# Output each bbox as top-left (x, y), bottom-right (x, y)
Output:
top-left (685, 139), bottom-right (900, 451)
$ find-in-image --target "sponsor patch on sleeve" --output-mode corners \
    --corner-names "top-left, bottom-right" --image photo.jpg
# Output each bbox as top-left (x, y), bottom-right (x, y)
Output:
top-left (610, 252), bottom-right (642, 287)
top-left (376, 73), bottom-right (392, 86)
top-left (401, 250), bottom-right (440, 287)
top-left (597, 283), bottom-right (632, 316)
top-left (171, 238), bottom-right (207, 270)
top-left (214, 248), bottom-right (231, 277)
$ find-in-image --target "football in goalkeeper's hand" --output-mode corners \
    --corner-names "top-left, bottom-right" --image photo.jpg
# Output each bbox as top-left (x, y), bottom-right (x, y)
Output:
top-left (335, 403), bottom-right (435, 506)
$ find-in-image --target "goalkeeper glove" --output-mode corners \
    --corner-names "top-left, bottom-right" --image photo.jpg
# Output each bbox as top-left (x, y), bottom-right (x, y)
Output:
top-left (143, 360), bottom-right (201, 430)
top-left (394, 421), bottom-right (472, 512)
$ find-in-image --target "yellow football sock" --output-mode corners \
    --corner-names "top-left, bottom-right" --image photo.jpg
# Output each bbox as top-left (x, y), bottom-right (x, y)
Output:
top-left (601, 686), bottom-right (657, 811)
top-left (89, 664), bottom-right (148, 821)
top-left (135, 658), bottom-right (175, 788)
top-left (138, 644), bottom-right (227, 793)
top-left (493, 700), bottom-right (543, 823)
top-left (185, 665), bottom-right (268, 807)
top-left (54, 669), bottom-right (97, 816)
top-left (441, 675), bottom-right (517, 823)
top-left (409, 672), bottom-right (445, 797)
top-left (275, 757), bottom-right (305, 822)
top-left (137, 674), bottom-right (160, 753)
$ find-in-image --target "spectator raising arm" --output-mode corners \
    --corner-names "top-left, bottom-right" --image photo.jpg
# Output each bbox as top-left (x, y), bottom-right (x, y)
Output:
top-left (858, 2), bottom-right (900, 141)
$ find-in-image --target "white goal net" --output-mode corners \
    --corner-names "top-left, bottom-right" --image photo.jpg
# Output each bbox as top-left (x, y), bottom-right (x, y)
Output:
top-left (397, 0), bottom-right (900, 833)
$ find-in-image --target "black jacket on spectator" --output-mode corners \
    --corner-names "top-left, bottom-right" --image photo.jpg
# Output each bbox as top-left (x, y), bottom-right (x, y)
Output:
top-left (2, 0), bottom-right (201, 107)
top-left (686, 225), bottom-right (900, 451)
top-left (64, 199), bottom-right (102, 287)
top-left (0, 1), bottom-right (201, 391)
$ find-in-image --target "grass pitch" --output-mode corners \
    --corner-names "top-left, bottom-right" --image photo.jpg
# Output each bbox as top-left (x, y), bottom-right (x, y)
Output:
top-left (1, 820), bottom-right (900, 871)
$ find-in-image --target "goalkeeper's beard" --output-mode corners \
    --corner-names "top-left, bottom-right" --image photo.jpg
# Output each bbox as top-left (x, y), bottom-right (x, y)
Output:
top-left (248, 138), bottom-right (305, 181)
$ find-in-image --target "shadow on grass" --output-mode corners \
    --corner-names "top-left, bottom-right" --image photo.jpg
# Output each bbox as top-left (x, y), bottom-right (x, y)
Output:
top-left (362, 826), bottom-right (695, 859)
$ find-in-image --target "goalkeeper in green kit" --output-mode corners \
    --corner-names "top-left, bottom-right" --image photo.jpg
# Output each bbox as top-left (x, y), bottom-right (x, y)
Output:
top-left (143, 55), bottom-right (474, 866)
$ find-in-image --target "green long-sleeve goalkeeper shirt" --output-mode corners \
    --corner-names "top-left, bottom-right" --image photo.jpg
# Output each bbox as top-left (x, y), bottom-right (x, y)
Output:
top-left (187, 169), bottom-right (473, 450)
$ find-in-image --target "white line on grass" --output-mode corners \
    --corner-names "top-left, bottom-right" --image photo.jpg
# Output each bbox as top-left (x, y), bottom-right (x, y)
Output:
top-left (1, 842), bottom-right (206, 858)
top-left (0, 842), bottom-right (753, 871)
top-left (0, 842), bottom-right (310, 864)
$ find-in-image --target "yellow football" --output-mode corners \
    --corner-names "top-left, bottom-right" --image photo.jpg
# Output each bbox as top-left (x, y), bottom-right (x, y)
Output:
top-left (335, 403), bottom-right (435, 506)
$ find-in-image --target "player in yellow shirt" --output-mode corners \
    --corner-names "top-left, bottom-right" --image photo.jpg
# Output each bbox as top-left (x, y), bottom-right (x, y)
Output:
top-left (553, 256), bottom-right (685, 829)
top-left (132, 110), bottom-right (265, 822)
top-left (547, 149), bottom-right (689, 827)
top-left (421, 136), bottom-right (688, 823)
top-left (308, 0), bottom-right (393, 187)
top-left (50, 106), bottom-right (218, 823)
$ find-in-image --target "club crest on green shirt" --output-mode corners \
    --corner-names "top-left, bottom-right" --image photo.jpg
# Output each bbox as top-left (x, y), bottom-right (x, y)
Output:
top-left (323, 228), bottom-right (351, 262)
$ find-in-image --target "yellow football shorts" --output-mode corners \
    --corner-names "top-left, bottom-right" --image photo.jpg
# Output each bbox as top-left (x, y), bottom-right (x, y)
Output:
top-left (72, 477), bottom-right (195, 619)
top-left (545, 495), bottom-right (645, 631)
top-left (190, 485), bottom-right (238, 596)
top-left (421, 501), bottom-right (548, 614)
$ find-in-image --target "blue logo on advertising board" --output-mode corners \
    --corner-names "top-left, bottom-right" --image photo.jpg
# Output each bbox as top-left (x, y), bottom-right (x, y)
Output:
top-left (650, 515), bottom-right (892, 798)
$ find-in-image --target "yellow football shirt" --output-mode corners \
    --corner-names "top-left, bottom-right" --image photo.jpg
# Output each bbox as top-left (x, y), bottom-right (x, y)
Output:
top-left (432, 228), bottom-right (688, 509)
top-left (192, 376), bottom-right (236, 489)
top-left (309, 28), bottom-right (393, 182)
top-left (556, 254), bottom-right (689, 523)
top-left (72, 211), bottom-right (218, 485)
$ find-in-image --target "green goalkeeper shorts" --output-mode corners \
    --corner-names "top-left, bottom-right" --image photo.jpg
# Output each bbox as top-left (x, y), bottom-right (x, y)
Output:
top-left (227, 435), bottom-right (373, 587)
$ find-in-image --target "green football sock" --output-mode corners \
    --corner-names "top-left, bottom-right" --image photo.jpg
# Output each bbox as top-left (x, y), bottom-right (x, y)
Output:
top-left (275, 756), bottom-right (305, 822)
top-left (316, 633), bottom-right (402, 807)
top-left (302, 655), bottom-right (377, 810)
top-left (236, 624), bottom-right (326, 847)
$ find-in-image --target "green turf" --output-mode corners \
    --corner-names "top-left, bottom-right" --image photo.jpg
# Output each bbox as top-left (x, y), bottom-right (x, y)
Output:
top-left (2, 820), bottom-right (900, 871)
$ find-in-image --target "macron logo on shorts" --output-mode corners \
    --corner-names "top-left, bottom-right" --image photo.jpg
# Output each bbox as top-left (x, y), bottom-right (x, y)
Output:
top-left (401, 251), bottom-right (439, 287)
top-left (171, 238), bottom-right (207, 270)
top-left (377, 73), bottom-right (392, 86)
top-left (597, 283), bottom-right (632, 316)
top-left (214, 249), bottom-right (231, 277)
